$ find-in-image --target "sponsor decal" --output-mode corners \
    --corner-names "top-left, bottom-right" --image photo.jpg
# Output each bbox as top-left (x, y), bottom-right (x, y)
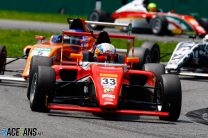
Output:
top-left (172, 44), bottom-right (192, 60)
top-left (100, 73), bottom-right (118, 77)
top-left (1, 127), bottom-right (43, 137)
top-left (103, 102), bottom-right (114, 105)
top-left (31, 47), bottom-right (52, 56)
top-left (104, 87), bottom-right (113, 93)
top-left (104, 98), bottom-right (114, 102)
top-left (102, 94), bottom-right (115, 99)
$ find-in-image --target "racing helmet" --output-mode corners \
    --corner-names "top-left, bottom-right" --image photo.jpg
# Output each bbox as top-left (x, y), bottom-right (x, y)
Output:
top-left (50, 34), bottom-right (62, 44)
top-left (94, 43), bottom-right (116, 62)
top-left (147, 3), bottom-right (157, 12)
top-left (203, 34), bottom-right (208, 45)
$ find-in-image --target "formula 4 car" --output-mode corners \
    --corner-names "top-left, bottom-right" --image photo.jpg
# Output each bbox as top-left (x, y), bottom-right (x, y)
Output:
top-left (28, 29), bottom-right (182, 121)
top-left (111, 0), bottom-right (207, 36)
top-left (166, 34), bottom-right (208, 77)
top-left (0, 18), bottom-right (95, 81)
top-left (0, 18), bottom-right (99, 100)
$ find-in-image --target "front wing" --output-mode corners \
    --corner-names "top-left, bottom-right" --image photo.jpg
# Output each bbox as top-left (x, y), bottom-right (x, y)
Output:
top-left (48, 103), bottom-right (169, 117)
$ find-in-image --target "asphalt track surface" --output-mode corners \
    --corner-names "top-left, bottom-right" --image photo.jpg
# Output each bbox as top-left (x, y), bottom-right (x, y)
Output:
top-left (0, 20), bottom-right (207, 137)
top-left (0, 59), bottom-right (207, 138)
top-left (0, 19), bottom-right (202, 42)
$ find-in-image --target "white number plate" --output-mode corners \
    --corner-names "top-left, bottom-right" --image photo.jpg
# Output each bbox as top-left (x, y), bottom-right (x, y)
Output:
top-left (101, 77), bottom-right (117, 87)
top-left (31, 47), bottom-right (52, 56)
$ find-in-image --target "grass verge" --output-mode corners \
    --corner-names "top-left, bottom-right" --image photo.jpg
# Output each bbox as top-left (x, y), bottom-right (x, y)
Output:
top-left (0, 29), bottom-right (54, 57)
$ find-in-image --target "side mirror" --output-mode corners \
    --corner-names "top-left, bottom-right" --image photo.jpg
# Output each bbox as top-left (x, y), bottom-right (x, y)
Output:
top-left (35, 35), bottom-right (45, 41)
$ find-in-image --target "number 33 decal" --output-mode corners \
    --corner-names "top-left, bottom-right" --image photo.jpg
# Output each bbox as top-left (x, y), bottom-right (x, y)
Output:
top-left (101, 78), bottom-right (116, 86)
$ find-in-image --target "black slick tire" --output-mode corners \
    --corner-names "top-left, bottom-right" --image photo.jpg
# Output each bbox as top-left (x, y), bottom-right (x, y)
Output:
top-left (29, 66), bottom-right (55, 112)
top-left (27, 56), bottom-right (52, 100)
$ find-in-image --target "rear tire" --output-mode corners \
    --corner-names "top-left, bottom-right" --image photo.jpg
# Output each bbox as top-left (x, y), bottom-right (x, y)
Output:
top-left (88, 10), bottom-right (106, 30)
top-left (29, 66), bottom-right (55, 112)
top-left (141, 42), bottom-right (160, 63)
top-left (150, 16), bottom-right (168, 35)
top-left (128, 47), bottom-right (151, 69)
top-left (0, 45), bottom-right (7, 76)
top-left (27, 56), bottom-right (53, 100)
top-left (159, 74), bottom-right (182, 121)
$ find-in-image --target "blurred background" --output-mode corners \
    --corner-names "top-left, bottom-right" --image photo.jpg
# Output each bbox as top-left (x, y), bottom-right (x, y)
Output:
top-left (0, 0), bottom-right (207, 18)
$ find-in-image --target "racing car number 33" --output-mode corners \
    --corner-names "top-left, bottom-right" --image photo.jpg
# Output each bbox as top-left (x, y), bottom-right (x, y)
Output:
top-left (101, 78), bottom-right (117, 87)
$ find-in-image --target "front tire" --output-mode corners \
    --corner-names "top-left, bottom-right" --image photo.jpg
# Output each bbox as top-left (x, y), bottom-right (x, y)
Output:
top-left (27, 56), bottom-right (53, 100)
top-left (159, 74), bottom-right (182, 121)
top-left (29, 66), bottom-right (55, 112)
top-left (0, 45), bottom-right (7, 76)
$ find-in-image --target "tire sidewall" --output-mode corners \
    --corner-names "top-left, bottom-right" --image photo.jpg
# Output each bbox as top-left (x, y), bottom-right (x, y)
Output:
top-left (150, 16), bottom-right (168, 35)
top-left (0, 46), bottom-right (7, 75)
top-left (29, 66), bottom-right (55, 112)
top-left (141, 42), bottom-right (160, 63)
top-left (160, 74), bottom-right (182, 121)
top-left (27, 56), bottom-right (52, 100)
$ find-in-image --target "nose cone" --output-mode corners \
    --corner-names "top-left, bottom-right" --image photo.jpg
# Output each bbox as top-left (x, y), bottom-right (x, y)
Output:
top-left (90, 64), bottom-right (124, 108)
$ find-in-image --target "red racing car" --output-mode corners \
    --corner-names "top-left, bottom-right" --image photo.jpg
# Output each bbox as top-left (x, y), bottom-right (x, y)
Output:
top-left (89, 0), bottom-right (207, 36)
top-left (112, 0), bottom-right (207, 36)
top-left (28, 29), bottom-right (182, 121)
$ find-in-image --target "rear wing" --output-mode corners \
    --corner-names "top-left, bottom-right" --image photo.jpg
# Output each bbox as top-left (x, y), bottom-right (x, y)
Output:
top-left (62, 31), bottom-right (134, 55)
top-left (62, 31), bottom-right (135, 39)
top-left (63, 18), bottom-right (136, 61)
top-left (67, 18), bottom-right (132, 34)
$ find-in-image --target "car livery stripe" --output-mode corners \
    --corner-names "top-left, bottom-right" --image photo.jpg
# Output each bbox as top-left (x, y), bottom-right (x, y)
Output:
top-left (165, 15), bottom-right (194, 31)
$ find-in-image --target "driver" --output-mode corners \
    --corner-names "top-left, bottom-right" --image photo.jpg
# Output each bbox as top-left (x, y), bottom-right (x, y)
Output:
top-left (147, 2), bottom-right (157, 12)
top-left (94, 43), bottom-right (116, 62)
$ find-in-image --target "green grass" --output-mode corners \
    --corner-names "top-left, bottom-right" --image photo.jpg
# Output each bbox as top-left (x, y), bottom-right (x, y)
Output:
top-left (0, 10), bottom-right (86, 23)
top-left (0, 29), bottom-right (54, 57)
top-left (0, 29), bottom-right (177, 61)
top-left (157, 41), bottom-right (177, 61)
